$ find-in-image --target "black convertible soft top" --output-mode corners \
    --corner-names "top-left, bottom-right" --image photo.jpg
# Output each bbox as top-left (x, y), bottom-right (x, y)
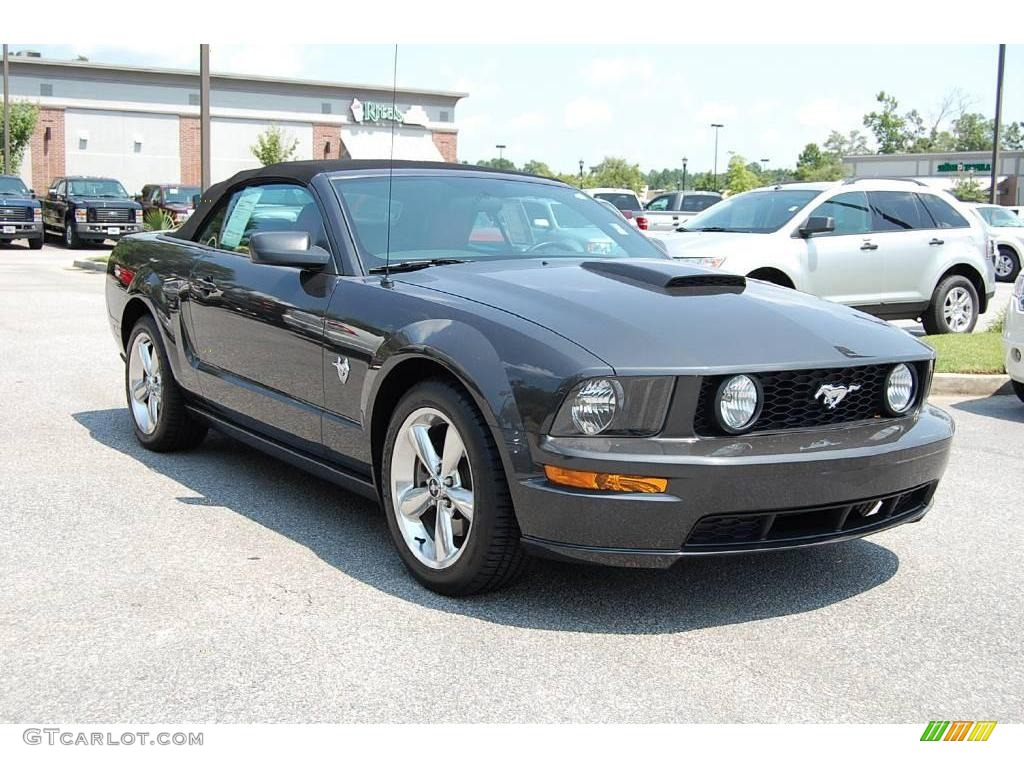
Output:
top-left (173, 160), bottom-right (554, 243)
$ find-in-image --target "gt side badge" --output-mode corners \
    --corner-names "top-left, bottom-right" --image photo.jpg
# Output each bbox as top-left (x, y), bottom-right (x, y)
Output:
top-left (332, 356), bottom-right (351, 384)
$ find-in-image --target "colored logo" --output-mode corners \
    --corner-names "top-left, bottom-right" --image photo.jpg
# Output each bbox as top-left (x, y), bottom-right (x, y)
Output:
top-left (921, 721), bottom-right (997, 742)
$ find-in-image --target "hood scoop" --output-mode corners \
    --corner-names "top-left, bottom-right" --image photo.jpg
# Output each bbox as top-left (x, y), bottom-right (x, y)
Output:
top-left (581, 260), bottom-right (746, 295)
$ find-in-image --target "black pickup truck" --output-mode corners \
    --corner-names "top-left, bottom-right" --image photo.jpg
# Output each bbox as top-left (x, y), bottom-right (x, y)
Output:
top-left (0, 174), bottom-right (44, 250)
top-left (41, 176), bottom-right (143, 248)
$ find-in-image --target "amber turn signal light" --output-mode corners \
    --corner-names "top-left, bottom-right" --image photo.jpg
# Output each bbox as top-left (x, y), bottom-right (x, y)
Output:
top-left (543, 465), bottom-right (668, 493)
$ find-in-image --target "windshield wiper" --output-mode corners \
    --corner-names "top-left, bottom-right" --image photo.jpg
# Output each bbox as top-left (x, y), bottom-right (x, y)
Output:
top-left (368, 258), bottom-right (468, 274)
top-left (691, 226), bottom-right (731, 232)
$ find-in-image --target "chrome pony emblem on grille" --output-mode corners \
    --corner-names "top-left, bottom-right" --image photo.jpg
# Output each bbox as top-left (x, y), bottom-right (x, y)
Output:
top-left (814, 383), bottom-right (861, 410)
top-left (332, 356), bottom-right (351, 384)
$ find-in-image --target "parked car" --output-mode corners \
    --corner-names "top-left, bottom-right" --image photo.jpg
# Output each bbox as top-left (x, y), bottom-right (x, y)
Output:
top-left (0, 174), bottom-right (43, 250)
top-left (969, 203), bottom-right (1024, 282)
top-left (140, 183), bottom-right (201, 226)
top-left (642, 190), bottom-right (723, 231)
top-left (584, 187), bottom-right (645, 228)
top-left (659, 179), bottom-right (996, 334)
top-left (105, 160), bottom-right (953, 595)
top-left (42, 176), bottom-right (143, 248)
top-left (1005, 274), bottom-right (1024, 403)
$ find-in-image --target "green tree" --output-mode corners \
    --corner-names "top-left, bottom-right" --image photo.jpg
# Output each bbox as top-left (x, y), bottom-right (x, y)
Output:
top-left (475, 157), bottom-right (516, 170)
top-left (722, 154), bottom-right (761, 195)
top-left (1003, 121), bottom-right (1024, 151)
top-left (794, 142), bottom-right (845, 182)
top-left (521, 160), bottom-right (553, 177)
top-left (588, 156), bottom-right (644, 192)
top-left (863, 92), bottom-right (917, 154)
top-left (824, 129), bottom-right (871, 158)
top-left (0, 102), bottom-right (40, 174)
top-left (952, 112), bottom-right (994, 151)
top-left (951, 173), bottom-right (987, 203)
top-left (250, 125), bottom-right (299, 166)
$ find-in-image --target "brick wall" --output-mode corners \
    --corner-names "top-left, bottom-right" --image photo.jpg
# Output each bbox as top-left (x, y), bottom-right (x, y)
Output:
top-left (432, 131), bottom-right (457, 163)
top-left (313, 124), bottom-right (343, 160)
top-left (179, 116), bottom-right (201, 185)
top-left (29, 107), bottom-right (66, 193)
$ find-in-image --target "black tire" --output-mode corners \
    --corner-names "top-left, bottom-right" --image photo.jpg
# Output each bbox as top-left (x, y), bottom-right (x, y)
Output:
top-left (28, 236), bottom-right (43, 250)
top-left (921, 275), bottom-right (979, 335)
top-left (996, 246), bottom-right (1021, 283)
top-left (1012, 380), bottom-right (1024, 404)
top-left (125, 315), bottom-right (208, 452)
top-left (64, 216), bottom-right (82, 249)
top-left (381, 378), bottom-right (527, 596)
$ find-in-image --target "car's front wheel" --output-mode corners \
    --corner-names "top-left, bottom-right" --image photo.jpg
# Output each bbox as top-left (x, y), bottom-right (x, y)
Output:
top-left (64, 217), bottom-right (81, 249)
top-left (381, 379), bottom-right (527, 595)
top-left (996, 246), bottom-right (1021, 283)
top-left (922, 275), bottom-right (979, 334)
top-left (28, 236), bottom-right (43, 250)
top-left (125, 316), bottom-right (208, 451)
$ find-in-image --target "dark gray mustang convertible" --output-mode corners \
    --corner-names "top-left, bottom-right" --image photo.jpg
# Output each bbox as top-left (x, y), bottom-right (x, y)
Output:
top-left (105, 160), bottom-right (954, 595)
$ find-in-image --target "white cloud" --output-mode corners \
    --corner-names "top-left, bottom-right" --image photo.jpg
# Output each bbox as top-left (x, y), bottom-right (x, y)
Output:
top-left (563, 98), bottom-right (612, 129)
top-left (212, 45), bottom-right (310, 78)
top-left (796, 98), bottom-right (862, 130)
top-left (508, 111), bottom-right (548, 131)
top-left (581, 56), bottom-right (655, 87)
top-left (695, 102), bottom-right (739, 124)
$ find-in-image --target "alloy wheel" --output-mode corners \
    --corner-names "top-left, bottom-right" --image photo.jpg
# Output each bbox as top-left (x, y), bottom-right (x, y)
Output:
top-left (128, 332), bottom-right (163, 434)
top-left (995, 250), bottom-right (1014, 279)
top-left (389, 407), bottom-right (475, 570)
top-left (942, 286), bottom-right (974, 333)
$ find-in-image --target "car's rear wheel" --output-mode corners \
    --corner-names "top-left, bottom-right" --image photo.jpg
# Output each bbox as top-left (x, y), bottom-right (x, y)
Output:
top-left (922, 275), bottom-right (978, 334)
top-left (381, 379), bottom-right (527, 595)
top-left (1012, 380), bottom-right (1024, 404)
top-left (64, 217), bottom-right (81, 250)
top-left (996, 246), bottom-right (1021, 282)
top-left (125, 316), bottom-right (208, 451)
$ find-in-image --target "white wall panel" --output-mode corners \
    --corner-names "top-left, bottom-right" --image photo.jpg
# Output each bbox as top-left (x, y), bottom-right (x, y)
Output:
top-left (64, 109), bottom-right (181, 195)
top-left (210, 118), bottom-right (312, 184)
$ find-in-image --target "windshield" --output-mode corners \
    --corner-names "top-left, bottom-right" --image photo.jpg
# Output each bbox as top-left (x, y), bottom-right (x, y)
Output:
top-left (0, 177), bottom-right (30, 196)
top-left (591, 192), bottom-right (640, 211)
top-left (69, 179), bottom-right (129, 198)
top-left (683, 188), bottom-right (821, 233)
top-left (164, 186), bottom-right (200, 204)
top-left (980, 206), bottom-right (1024, 228)
top-left (331, 175), bottom-right (664, 270)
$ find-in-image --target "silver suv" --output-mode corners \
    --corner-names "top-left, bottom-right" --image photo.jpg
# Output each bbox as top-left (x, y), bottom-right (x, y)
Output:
top-left (660, 179), bottom-right (996, 334)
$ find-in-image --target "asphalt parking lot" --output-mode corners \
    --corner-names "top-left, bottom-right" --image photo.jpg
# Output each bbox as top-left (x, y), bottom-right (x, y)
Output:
top-left (1, 241), bottom-right (1021, 723)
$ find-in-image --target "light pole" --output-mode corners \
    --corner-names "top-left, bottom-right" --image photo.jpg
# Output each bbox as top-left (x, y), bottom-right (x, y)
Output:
top-left (710, 123), bottom-right (724, 190)
top-left (495, 143), bottom-right (506, 163)
top-left (2, 44), bottom-right (9, 176)
top-left (681, 157), bottom-right (688, 190)
top-left (990, 44), bottom-right (1006, 205)
top-left (578, 159), bottom-right (584, 187)
top-left (199, 44), bottom-right (211, 192)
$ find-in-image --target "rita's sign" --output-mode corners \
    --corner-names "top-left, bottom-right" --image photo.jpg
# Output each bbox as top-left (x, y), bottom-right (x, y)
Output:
top-left (937, 161), bottom-right (992, 174)
top-left (350, 98), bottom-right (404, 124)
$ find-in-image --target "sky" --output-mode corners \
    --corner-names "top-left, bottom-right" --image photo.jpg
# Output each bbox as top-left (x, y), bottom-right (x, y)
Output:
top-left (14, 43), bottom-right (1024, 175)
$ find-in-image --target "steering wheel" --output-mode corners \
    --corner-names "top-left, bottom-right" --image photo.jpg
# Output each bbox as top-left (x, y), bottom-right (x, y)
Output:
top-left (526, 239), bottom-right (584, 254)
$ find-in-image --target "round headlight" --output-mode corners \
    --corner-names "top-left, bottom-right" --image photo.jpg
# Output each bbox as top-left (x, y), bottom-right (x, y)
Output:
top-left (715, 375), bottom-right (761, 433)
top-left (885, 363), bottom-right (916, 415)
top-left (571, 378), bottom-right (622, 435)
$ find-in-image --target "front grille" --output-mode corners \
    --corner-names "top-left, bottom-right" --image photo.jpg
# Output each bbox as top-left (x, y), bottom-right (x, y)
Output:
top-left (693, 363), bottom-right (920, 435)
top-left (684, 482), bottom-right (936, 551)
top-left (88, 207), bottom-right (133, 223)
top-left (0, 206), bottom-right (32, 222)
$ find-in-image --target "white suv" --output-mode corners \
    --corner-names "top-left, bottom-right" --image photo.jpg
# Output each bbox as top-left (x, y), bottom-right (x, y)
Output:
top-left (660, 179), bottom-right (996, 334)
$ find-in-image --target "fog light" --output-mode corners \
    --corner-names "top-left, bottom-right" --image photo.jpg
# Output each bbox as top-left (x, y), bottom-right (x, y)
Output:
top-left (715, 374), bottom-right (761, 433)
top-left (884, 363), bottom-right (916, 415)
top-left (570, 378), bottom-right (622, 435)
top-left (544, 466), bottom-right (667, 493)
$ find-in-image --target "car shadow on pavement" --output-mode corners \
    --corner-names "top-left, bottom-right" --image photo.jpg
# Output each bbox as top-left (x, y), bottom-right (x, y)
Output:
top-left (946, 394), bottom-right (1024, 423)
top-left (74, 407), bottom-right (901, 635)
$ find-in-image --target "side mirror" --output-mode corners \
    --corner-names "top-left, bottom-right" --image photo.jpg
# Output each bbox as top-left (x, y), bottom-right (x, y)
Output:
top-left (47, 188), bottom-right (57, 199)
top-left (249, 231), bottom-right (330, 270)
top-left (799, 215), bottom-right (835, 237)
top-left (192, 193), bottom-right (201, 208)
top-left (29, 189), bottom-right (36, 198)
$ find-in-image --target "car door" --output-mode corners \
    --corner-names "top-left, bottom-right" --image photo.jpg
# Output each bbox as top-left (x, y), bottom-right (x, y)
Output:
top-left (866, 190), bottom-right (936, 306)
top-left (45, 179), bottom-right (66, 229)
top-left (644, 194), bottom-right (676, 231)
top-left (798, 190), bottom-right (880, 306)
top-left (187, 182), bottom-right (341, 454)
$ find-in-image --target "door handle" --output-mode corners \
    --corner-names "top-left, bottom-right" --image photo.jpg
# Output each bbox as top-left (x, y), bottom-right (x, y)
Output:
top-left (860, 242), bottom-right (878, 251)
top-left (192, 277), bottom-right (219, 296)
top-left (929, 238), bottom-right (944, 246)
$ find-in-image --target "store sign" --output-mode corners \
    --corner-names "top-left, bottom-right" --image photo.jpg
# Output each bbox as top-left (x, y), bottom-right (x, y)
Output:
top-left (350, 98), bottom-right (404, 124)
top-left (937, 161), bottom-right (992, 173)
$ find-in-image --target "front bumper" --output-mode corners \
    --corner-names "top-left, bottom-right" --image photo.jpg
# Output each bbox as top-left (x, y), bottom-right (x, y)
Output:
top-left (0, 221), bottom-right (42, 239)
top-left (74, 222), bottom-right (143, 239)
top-left (1004, 297), bottom-right (1024, 383)
top-left (514, 404), bottom-right (954, 567)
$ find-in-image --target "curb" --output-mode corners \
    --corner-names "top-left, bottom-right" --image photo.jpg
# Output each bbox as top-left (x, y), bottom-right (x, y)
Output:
top-left (931, 372), bottom-right (1012, 397)
top-left (72, 259), bottom-right (107, 273)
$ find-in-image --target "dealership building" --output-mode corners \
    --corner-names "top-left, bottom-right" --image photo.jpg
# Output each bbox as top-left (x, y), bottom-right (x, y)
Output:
top-left (3, 55), bottom-right (465, 195)
top-left (843, 150), bottom-right (1024, 205)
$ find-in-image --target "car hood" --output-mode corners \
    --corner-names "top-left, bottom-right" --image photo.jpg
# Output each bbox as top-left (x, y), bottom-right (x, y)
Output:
top-left (657, 230), bottom-right (786, 260)
top-left (398, 258), bottom-right (930, 374)
top-left (0, 196), bottom-right (40, 208)
top-left (68, 196), bottom-right (140, 208)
